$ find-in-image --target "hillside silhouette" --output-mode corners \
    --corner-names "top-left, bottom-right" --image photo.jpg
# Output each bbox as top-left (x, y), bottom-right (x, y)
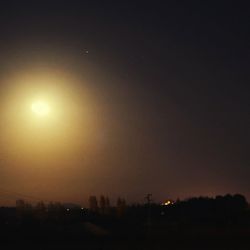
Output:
top-left (0, 193), bottom-right (249, 249)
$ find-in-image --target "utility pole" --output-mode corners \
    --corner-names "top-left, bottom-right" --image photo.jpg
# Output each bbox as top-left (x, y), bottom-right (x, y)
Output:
top-left (145, 193), bottom-right (152, 237)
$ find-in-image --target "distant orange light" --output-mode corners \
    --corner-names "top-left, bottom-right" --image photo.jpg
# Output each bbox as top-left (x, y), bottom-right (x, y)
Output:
top-left (162, 200), bottom-right (173, 206)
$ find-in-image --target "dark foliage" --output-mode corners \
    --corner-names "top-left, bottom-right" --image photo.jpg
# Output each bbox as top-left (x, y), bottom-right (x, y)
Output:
top-left (0, 194), bottom-right (249, 249)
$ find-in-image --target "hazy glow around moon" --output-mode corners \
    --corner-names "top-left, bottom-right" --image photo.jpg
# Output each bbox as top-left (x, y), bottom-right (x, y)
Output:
top-left (31, 100), bottom-right (50, 116)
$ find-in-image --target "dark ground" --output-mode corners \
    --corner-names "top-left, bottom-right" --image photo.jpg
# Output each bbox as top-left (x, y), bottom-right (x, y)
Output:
top-left (1, 195), bottom-right (250, 249)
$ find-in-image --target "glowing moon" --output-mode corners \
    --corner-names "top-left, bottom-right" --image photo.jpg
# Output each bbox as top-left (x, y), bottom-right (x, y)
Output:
top-left (31, 101), bottom-right (50, 116)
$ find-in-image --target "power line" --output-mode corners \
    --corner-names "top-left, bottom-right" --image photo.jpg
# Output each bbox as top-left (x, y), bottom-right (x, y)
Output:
top-left (0, 187), bottom-right (52, 203)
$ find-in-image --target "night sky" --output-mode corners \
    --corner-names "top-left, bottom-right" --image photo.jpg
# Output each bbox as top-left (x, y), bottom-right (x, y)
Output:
top-left (0, 1), bottom-right (250, 204)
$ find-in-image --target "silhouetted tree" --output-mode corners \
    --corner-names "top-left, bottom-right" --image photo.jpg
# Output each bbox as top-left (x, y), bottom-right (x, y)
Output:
top-left (35, 201), bottom-right (46, 211)
top-left (16, 199), bottom-right (33, 219)
top-left (105, 196), bottom-right (111, 215)
top-left (16, 199), bottom-right (26, 209)
top-left (117, 197), bottom-right (122, 206)
top-left (117, 197), bottom-right (126, 217)
top-left (35, 201), bottom-right (46, 220)
top-left (16, 200), bottom-right (32, 211)
top-left (106, 196), bottom-right (110, 207)
top-left (99, 195), bottom-right (106, 214)
top-left (89, 196), bottom-right (98, 213)
top-left (232, 194), bottom-right (248, 210)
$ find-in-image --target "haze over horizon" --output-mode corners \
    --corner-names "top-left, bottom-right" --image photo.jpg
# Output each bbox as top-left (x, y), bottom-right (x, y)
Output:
top-left (0, 1), bottom-right (250, 205)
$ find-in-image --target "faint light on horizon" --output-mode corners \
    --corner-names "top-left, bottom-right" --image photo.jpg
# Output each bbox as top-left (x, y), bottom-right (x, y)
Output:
top-left (162, 200), bottom-right (173, 206)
